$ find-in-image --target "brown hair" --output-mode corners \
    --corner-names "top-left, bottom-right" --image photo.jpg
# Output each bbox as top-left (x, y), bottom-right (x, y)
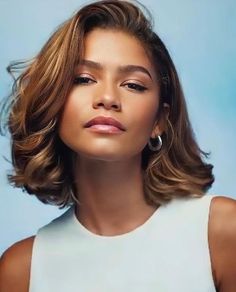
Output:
top-left (0, 0), bottom-right (214, 208)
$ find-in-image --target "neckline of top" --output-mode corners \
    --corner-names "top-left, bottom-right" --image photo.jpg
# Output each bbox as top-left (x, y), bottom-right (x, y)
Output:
top-left (70, 203), bottom-right (167, 240)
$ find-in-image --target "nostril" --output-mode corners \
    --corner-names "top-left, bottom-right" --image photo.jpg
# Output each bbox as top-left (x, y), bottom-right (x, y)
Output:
top-left (112, 104), bottom-right (119, 109)
top-left (94, 102), bottom-right (121, 110)
top-left (93, 95), bottom-right (121, 111)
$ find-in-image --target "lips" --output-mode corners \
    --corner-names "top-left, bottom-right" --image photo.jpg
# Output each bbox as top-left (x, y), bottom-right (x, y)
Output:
top-left (84, 116), bottom-right (126, 131)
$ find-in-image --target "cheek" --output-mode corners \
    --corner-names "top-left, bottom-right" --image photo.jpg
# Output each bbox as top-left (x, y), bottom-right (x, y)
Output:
top-left (58, 91), bottom-right (84, 145)
top-left (124, 97), bottom-right (159, 150)
top-left (128, 97), bottom-right (159, 132)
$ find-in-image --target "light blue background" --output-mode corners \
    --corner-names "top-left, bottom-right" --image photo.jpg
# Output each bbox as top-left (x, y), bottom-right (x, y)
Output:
top-left (0, 0), bottom-right (235, 255)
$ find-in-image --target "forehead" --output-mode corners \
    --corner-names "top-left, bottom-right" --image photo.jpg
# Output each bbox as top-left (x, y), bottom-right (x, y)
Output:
top-left (82, 28), bottom-right (155, 73)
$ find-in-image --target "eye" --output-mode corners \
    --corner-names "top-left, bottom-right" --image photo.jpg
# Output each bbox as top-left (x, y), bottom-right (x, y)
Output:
top-left (73, 76), bottom-right (95, 85)
top-left (123, 83), bottom-right (147, 92)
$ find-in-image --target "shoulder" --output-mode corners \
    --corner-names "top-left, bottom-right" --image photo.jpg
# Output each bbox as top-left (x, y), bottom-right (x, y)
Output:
top-left (0, 236), bottom-right (35, 292)
top-left (208, 195), bottom-right (236, 291)
top-left (209, 195), bottom-right (236, 238)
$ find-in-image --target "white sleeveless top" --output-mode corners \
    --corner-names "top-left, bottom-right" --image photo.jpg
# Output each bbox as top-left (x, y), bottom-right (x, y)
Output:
top-left (29, 194), bottom-right (217, 292)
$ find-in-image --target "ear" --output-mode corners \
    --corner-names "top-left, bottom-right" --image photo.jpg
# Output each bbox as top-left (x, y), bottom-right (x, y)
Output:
top-left (151, 103), bottom-right (170, 138)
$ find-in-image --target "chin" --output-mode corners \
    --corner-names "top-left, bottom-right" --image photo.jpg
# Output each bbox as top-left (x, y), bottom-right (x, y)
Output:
top-left (79, 151), bottom-right (127, 162)
top-left (76, 147), bottom-right (141, 163)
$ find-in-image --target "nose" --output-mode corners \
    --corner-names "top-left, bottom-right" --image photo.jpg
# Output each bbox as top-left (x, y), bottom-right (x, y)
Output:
top-left (92, 82), bottom-right (121, 111)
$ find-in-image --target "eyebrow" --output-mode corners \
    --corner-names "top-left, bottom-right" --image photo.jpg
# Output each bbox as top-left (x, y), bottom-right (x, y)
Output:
top-left (78, 59), bottom-right (153, 80)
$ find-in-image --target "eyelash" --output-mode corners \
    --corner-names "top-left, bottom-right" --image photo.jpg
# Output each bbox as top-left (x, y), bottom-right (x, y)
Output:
top-left (73, 77), bottom-right (147, 92)
top-left (125, 83), bottom-right (147, 92)
top-left (73, 77), bottom-right (93, 85)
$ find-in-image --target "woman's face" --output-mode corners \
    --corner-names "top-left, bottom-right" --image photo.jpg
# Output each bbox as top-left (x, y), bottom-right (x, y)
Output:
top-left (59, 28), bottom-right (163, 161)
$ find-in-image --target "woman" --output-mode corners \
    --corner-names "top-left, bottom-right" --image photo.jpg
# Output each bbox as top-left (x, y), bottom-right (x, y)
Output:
top-left (0, 0), bottom-right (235, 291)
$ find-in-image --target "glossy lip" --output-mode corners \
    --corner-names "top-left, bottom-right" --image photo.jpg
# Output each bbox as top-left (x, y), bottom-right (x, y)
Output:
top-left (84, 116), bottom-right (126, 131)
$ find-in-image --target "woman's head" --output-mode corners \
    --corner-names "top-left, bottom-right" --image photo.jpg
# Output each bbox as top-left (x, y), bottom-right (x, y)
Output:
top-left (59, 27), bottom-right (167, 164)
top-left (2, 0), bottom-right (214, 207)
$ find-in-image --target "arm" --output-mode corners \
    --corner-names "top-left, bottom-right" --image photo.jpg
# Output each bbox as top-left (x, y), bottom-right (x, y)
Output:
top-left (209, 196), bottom-right (236, 292)
top-left (0, 236), bottom-right (35, 292)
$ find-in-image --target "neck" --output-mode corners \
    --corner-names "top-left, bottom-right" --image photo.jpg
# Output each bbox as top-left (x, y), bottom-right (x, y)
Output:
top-left (73, 155), bottom-right (157, 236)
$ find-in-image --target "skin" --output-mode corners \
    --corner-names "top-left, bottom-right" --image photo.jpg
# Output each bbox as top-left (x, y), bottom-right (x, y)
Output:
top-left (0, 29), bottom-right (236, 292)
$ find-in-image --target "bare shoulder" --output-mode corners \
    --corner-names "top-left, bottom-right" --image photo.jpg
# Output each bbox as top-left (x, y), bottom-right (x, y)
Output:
top-left (0, 236), bottom-right (35, 292)
top-left (208, 195), bottom-right (236, 291)
top-left (209, 195), bottom-right (236, 240)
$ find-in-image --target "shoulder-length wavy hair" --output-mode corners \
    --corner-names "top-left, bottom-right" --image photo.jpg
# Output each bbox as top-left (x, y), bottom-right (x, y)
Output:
top-left (1, 0), bottom-right (214, 208)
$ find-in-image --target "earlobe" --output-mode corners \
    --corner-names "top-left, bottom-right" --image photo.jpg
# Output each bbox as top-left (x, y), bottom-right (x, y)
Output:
top-left (151, 103), bottom-right (170, 138)
top-left (151, 124), bottom-right (161, 139)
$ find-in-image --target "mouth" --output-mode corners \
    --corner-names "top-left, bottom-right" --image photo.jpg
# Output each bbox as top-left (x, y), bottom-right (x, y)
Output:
top-left (84, 116), bottom-right (126, 132)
